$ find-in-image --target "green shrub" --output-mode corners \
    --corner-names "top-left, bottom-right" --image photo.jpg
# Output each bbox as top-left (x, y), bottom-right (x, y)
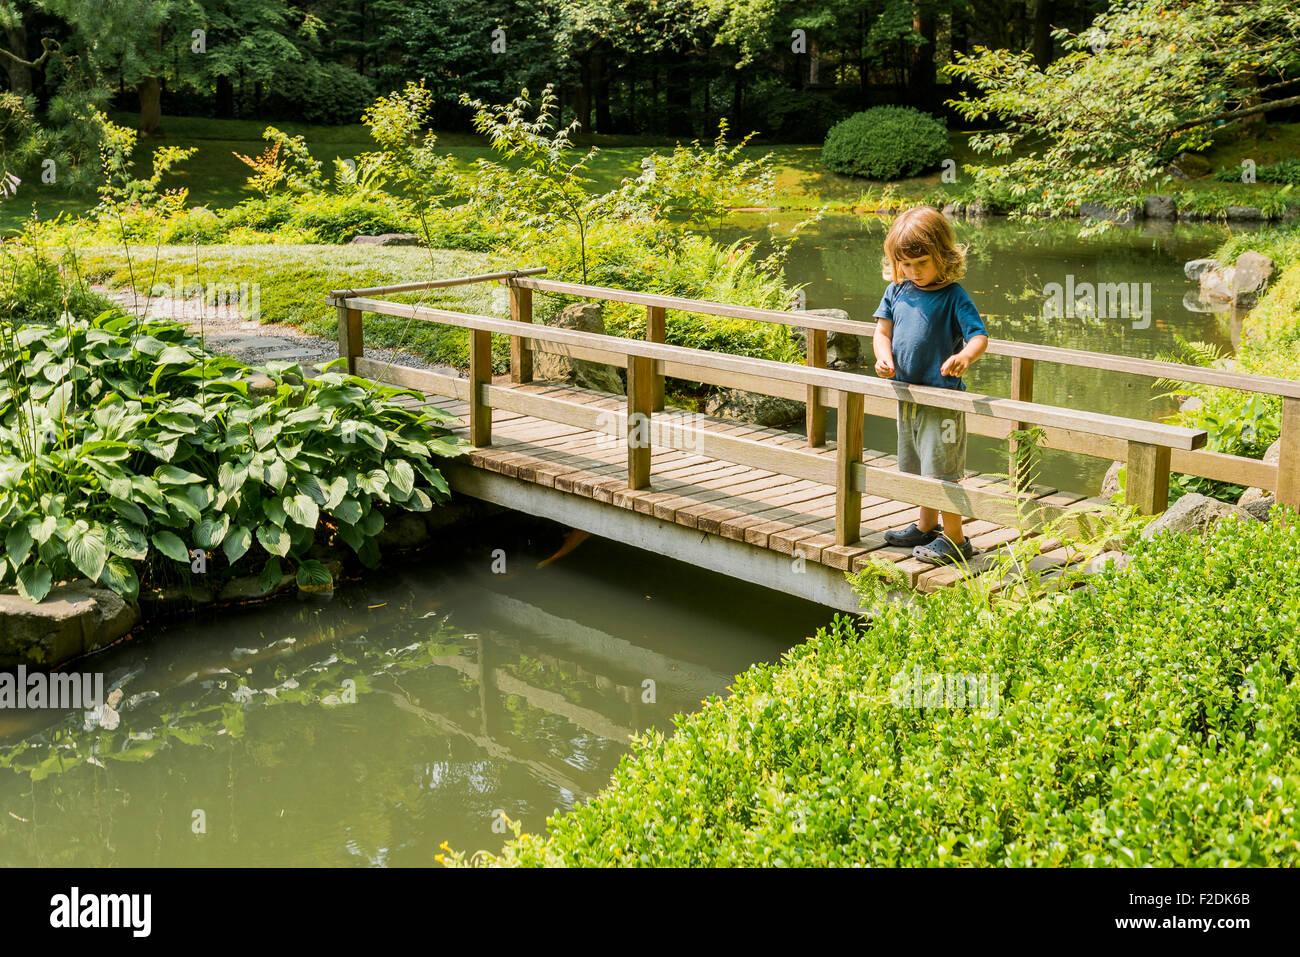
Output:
top-left (288, 193), bottom-right (414, 244)
top-left (1214, 158), bottom-right (1300, 186)
top-left (821, 107), bottom-right (948, 180)
top-left (0, 252), bottom-right (466, 608)
top-left (259, 61), bottom-right (377, 125)
top-left (463, 514), bottom-right (1300, 866)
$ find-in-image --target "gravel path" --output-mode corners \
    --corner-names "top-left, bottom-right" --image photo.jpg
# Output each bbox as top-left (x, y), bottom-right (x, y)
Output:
top-left (96, 284), bottom-right (461, 377)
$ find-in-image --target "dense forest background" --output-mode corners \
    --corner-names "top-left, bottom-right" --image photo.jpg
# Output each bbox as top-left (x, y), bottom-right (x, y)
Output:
top-left (3, 0), bottom-right (1114, 139)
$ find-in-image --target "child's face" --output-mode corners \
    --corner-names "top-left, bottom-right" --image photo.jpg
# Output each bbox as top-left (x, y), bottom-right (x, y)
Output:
top-left (897, 254), bottom-right (940, 288)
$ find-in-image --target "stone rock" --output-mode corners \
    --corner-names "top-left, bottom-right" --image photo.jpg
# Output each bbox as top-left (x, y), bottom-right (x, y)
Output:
top-left (1236, 439), bottom-right (1282, 506)
top-left (534, 303), bottom-right (624, 394)
top-left (1183, 258), bottom-right (1220, 281)
top-left (801, 308), bottom-right (862, 364)
top-left (1199, 265), bottom-right (1235, 302)
top-left (942, 202), bottom-right (965, 218)
top-left (966, 198), bottom-right (996, 218)
top-left (1100, 460), bottom-right (1124, 498)
top-left (377, 512), bottom-right (430, 549)
top-left (1140, 492), bottom-right (1258, 541)
top-left (1231, 250), bottom-right (1275, 306)
top-left (1179, 395), bottom-right (1203, 413)
top-left (704, 388), bottom-right (804, 428)
top-left (1080, 202), bottom-right (1138, 224)
top-left (1178, 209), bottom-right (1213, 223)
top-left (1225, 205), bottom-right (1264, 221)
top-left (1170, 152), bottom-right (1211, 179)
top-left (0, 581), bottom-right (139, 667)
top-left (1143, 195), bottom-right (1177, 220)
top-left (217, 571), bottom-right (296, 603)
top-left (349, 233), bottom-right (422, 246)
top-left (246, 373), bottom-right (277, 397)
top-left (139, 584), bottom-right (215, 617)
top-left (1239, 494), bottom-right (1276, 522)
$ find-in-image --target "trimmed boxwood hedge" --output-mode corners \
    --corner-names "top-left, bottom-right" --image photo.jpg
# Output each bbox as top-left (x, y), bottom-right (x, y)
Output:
top-left (472, 513), bottom-right (1300, 866)
top-left (821, 106), bottom-right (948, 180)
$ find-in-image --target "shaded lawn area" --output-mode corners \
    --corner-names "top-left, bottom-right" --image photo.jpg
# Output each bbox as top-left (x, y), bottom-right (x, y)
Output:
top-left (77, 242), bottom-right (508, 370)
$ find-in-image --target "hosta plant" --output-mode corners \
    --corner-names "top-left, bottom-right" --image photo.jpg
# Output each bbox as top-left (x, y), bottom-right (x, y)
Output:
top-left (0, 306), bottom-right (465, 604)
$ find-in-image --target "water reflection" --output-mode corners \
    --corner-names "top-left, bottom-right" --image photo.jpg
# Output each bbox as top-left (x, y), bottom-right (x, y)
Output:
top-left (0, 523), bottom-right (830, 865)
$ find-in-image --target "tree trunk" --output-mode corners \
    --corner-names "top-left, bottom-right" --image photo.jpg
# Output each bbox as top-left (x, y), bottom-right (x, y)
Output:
top-left (574, 55), bottom-right (592, 134)
top-left (666, 61), bottom-right (691, 136)
top-left (912, 2), bottom-right (937, 102)
top-left (215, 75), bottom-right (234, 118)
top-left (594, 52), bottom-right (611, 133)
top-left (138, 76), bottom-right (163, 135)
top-left (3, 22), bottom-right (33, 96)
top-left (731, 68), bottom-right (742, 129)
top-left (1032, 0), bottom-right (1053, 70)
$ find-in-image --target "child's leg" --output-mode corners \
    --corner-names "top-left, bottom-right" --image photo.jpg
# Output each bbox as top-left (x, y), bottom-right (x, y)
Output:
top-left (919, 409), bottom-right (968, 544)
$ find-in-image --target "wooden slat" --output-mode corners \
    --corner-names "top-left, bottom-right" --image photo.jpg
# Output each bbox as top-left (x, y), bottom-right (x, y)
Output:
top-left (646, 305), bottom-right (666, 412)
top-left (1278, 397), bottom-right (1299, 510)
top-left (469, 329), bottom-right (492, 447)
top-left (807, 328), bottom-right (827, 447)
top-left (337, 303), bottom-right (363, 373)
top-left (1009, 356), bottom-right (1035, 490)
top-left (1126, 440), bottom-right (1171, 515)
top-left (627, 355), bottom-right (654, 489)
top-left (328, 266), bottom-right (547, 301)
top-left (509, 285), bottom-right (533, 384)
top-left (836, 391), bottom-right (864, 546)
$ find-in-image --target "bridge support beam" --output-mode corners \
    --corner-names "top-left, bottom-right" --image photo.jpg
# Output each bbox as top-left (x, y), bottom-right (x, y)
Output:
top-left (442, 463), bottom-right (878, 615)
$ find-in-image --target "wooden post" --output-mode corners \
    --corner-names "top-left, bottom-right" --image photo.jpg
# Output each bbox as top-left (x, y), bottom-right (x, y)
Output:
top-left (807, 328), bottom-right (827, 447)
top-left (469, 328), bottom-right (492, 447)
top-left (646, 305), bottom-right (666, 412)
top-left (509, 285), bottom-right (533, 384)
top-left (336, 301), bottom-right (363, 374)
top-left (835, 390), bottom-right (864, 546)
top-left (627, 355), bottom-right (654, 489)
top-left (1126, 440), bottom-right (1171, 515)
top-left (1277, 397), bottom-right (1300, 512)
top-left (1009, 356), bottom-right (1035, 490)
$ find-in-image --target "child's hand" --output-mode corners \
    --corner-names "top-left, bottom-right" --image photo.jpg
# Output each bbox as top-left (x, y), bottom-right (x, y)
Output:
top-left (940, 353), bottom-right (970, 377)
top-left (874, 355), bottom-right (895, 378)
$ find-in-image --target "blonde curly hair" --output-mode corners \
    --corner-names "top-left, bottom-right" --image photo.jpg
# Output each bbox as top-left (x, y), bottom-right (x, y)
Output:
top-left (880, 206), bottom-right (968, 284)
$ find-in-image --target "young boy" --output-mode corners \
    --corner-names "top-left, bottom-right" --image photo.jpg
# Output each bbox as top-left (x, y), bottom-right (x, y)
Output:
top-left (872, 206), bottom-right (989, 565)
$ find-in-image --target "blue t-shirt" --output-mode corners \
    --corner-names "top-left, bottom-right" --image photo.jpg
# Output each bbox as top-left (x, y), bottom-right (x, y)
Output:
top-left (873, 281), bottom-right (987, 391)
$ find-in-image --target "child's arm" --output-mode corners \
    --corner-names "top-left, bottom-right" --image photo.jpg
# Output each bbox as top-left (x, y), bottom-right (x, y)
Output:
top-left (939, 335), bottom-right (988, 378)
top-left (873, 319), bottom-right (896, 378)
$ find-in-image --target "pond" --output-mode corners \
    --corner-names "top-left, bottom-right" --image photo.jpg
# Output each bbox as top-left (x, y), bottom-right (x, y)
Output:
top-left (711, 214), bottom-right (1246, 494)
top-left (0, 516), bottom-right (832, 865)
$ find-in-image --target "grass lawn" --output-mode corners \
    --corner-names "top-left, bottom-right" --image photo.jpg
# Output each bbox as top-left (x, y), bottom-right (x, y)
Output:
top-left (77, 243), bottom-right (503, 368)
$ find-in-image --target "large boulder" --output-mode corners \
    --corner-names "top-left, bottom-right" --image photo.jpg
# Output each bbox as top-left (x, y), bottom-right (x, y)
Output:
top-left (349, 233), bottom-right (422, 246)
top-left (793, 308), bottom-right (862, 365)
top-left (1080, 202), bottom-right (1138, 224)
top-left (534, 303), bottom-right (624, 394)
top-left (1231, 251), bottom-right (1275, 307)
top-left (1184, 258), bottom-right (1220, 282)
top-left (1143, 195), bottom-right (1177, 220)
top-left (1225, 206), bottom-right (1265, 222)
top-left (1100, 460), bottom-right (1124, 498)
top-left (1140, 492), bottom-right (1258, 541)
top-left (1199, 265), bottom-right (1235, 302)
top-left (1240, 495), bottom-right (1276, 522)
top-left (0, 582), bottom-right (139, 667)
top-left (704, 388), bottom-right (804, 428)
top-left (1237, 438), bottom-right (1282, 507)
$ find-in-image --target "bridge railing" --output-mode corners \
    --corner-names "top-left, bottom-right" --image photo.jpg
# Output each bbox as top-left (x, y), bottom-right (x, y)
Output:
top-left (328, 270), bottom-right (1216, 548)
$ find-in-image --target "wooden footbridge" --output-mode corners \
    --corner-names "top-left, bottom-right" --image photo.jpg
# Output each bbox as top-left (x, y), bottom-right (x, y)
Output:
top-left (328, 268), bottom-right (1299, 613)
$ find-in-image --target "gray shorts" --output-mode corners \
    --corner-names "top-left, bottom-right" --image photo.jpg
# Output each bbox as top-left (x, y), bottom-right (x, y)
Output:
top-left (896, 401), bottom-right (966, 482)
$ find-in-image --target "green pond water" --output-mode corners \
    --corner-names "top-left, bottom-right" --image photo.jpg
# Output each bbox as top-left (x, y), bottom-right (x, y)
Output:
top-left (712, 214), bottom-right (1243, 493)
top-left (0, 216), bottom-right (1247, 866)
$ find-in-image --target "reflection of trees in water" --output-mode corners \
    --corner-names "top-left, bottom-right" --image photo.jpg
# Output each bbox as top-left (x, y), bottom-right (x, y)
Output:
top-left (0, 609), bottom-right (696, 864)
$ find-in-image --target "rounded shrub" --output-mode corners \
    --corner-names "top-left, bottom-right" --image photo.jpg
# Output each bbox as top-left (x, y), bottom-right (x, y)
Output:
top-left (821, 106), bottom-right (948, 180)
